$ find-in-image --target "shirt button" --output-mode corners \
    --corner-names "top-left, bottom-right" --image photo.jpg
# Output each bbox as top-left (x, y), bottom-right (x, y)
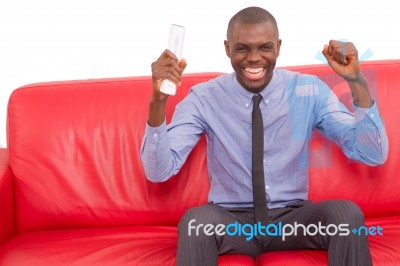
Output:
top-left (378, 138), bottom-right (381, 143)
top-left (265, 185), bottom-right (270, 190)
top-left (263, 159), bottom-right (266, 163)
top-left (370, 113), bottom-right (375, 118)
top-left (153, 133), bottom-right (158, 138)
top-left (265, 99), bottom-right (269, 104)
top-left (245, 103), bottom-right (249, 107)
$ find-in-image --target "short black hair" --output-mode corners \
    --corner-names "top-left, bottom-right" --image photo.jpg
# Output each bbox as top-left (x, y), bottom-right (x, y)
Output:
top-left (227, 6), bottom-right (279, 39)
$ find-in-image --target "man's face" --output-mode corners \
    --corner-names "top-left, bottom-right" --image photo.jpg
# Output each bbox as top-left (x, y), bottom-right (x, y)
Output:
top-left (224, 22), bottom-right (281, 93)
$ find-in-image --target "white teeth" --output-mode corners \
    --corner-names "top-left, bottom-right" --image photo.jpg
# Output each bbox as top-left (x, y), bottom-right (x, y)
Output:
top-left (245, 68), bottom-right (263, 74)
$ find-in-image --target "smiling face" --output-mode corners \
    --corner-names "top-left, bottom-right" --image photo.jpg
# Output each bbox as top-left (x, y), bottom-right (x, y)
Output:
top-left (224, 21), bottom-right (281, 93)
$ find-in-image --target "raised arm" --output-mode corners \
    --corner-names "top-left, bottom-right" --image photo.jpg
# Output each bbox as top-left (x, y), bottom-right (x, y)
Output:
top-left (140, 50), bottom-right (204, 183)
top-left (316, 40), bottom-right (388, 165)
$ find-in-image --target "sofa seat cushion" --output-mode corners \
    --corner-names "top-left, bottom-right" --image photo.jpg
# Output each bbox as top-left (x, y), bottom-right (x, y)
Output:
top-left (256, 216), bottom-right (400, 265)
top-left (0, 226), bottom-right (177, 265)
top-left (1, 216), bottom-right (399, 265)
top-left (0, 226), bottom-right (254, 266)
top-left (368, 216), bottom-right (400, 265)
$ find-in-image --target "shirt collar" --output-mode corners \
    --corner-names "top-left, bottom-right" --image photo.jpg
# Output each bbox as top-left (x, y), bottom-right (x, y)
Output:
top-left (232, 69), bottom-right (280, 108)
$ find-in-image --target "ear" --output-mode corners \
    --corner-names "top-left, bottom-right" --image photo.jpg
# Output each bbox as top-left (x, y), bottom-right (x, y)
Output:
top-left (276, 39), bottom-right (282, 57)
top-left (224, 40), bottom-right (231, 58)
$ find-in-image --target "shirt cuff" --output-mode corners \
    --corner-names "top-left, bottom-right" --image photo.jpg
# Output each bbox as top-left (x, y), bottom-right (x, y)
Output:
top-left (354, 100), bottom-right (384, 129)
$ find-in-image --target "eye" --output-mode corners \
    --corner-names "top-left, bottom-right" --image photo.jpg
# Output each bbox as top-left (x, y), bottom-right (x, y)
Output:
top-left (235, 46), bottom-right (248, 52)
top-left (261, 45), bottom-right (273, 51)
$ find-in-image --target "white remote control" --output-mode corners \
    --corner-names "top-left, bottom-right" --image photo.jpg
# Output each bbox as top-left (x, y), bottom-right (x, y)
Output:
top-left (160, 24), bottom-right (185, 95)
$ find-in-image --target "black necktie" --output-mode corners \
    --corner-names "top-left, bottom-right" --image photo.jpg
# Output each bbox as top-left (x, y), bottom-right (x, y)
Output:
top-left (252, 94), bottom-right (268, 225)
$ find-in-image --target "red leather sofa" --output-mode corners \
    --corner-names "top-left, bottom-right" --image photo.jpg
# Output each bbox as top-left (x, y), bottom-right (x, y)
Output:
top-left (1, 60), bottom-right (399, 265)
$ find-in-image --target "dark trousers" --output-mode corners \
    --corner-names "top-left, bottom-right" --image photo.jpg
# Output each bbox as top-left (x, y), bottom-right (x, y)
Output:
top-left (177, 200), bottom-right (372, 266)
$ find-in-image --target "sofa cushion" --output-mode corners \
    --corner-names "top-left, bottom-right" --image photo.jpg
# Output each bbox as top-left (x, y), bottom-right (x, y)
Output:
top-left (0, 226), bottom-right (178, 265)
top-left (1, 216), bottom-right (398, 265)
top-left (0, 226), bottom-right (254, 266)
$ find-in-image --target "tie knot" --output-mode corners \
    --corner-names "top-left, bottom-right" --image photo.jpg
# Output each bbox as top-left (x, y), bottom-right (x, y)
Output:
top-left (252, 94), bottom-right (263, 107)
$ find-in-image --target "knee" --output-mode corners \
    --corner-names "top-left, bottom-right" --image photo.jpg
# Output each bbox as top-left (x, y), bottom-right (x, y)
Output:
top-left (322, 200), bottom-right (365, 226)
top-left (178, 205), bottom-right (219, 235)
top-left (178, 207), bottom-right (200, 234)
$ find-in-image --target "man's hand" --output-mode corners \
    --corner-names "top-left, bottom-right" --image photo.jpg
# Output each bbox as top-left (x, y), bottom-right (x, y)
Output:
top-left (322, 40), bottom-right (372, 108)
top-left (148, 50), bottom-right (187, 127)
top-left (322, 40), bottom-right (361, 82)
top-left (151, 49), bottom-right (187, 102)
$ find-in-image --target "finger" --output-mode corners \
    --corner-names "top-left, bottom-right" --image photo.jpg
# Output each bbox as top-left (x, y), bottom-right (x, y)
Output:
top-left (322, 43), bottom-right (344, 73)
top-left (152, 55), bottom-right (181, 76)
top-left (164, 61), bottom-right (184, 84)
top-left (328, 41), bottom-right (341, 63)
top-left (177, 59), bottom-right (187, 86)
top-left (179, 58), bottom-right (187, 73)
top-left (163, 58), bottom-right (186, 81)
top-left (322, 44), bottom-right (332, 62)
top-left (164, 49), bottom-right (179, 63)
top-left (156, 67), bottom-right (181, 85)
top-left (322, 43), bottom-right (341, 67)
top-left (329, 41), bottom-right (349, 65)
top-left (343, 42), bottom-right (358, 63)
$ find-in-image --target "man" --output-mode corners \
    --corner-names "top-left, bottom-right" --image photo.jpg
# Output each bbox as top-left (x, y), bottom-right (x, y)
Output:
top-left (140, 6), bottom-right (388, 266)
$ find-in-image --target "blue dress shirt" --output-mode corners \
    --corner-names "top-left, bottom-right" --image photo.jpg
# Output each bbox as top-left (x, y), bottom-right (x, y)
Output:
top-left (140, 69), bottom-right (388, 209)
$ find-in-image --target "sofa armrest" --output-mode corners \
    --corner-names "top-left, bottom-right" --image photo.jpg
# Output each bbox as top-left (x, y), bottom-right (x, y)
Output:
top-left (0, 148), bottom-right (14, 245)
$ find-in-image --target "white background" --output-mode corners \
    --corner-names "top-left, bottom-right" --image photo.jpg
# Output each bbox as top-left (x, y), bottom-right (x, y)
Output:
top-left (1, 0), bottom-right (399, 147)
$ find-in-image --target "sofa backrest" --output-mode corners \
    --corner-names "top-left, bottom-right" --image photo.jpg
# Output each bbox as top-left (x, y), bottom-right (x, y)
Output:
top-left (7, 60), bottom-right (400, 233)
top-left (7, 74), bottom-right (217, 233)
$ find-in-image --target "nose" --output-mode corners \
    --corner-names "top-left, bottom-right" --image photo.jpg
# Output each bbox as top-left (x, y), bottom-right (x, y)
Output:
top-left (247, 49), bottom-right (261, 62)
